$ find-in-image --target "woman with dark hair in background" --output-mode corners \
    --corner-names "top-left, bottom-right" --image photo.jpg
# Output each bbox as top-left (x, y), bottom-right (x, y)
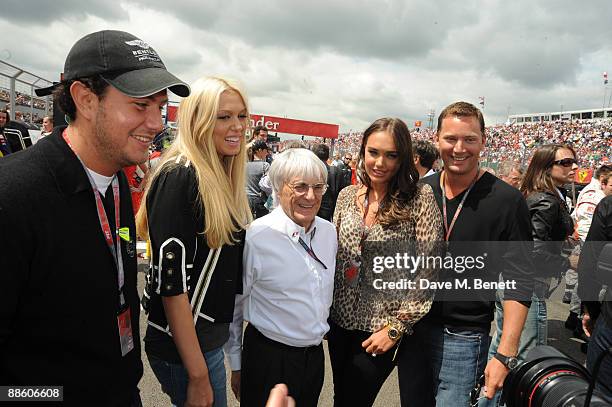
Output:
top-left (519, 143), bottom-right (577, 350)
top-left (327, 117), bottom-right (443, 406)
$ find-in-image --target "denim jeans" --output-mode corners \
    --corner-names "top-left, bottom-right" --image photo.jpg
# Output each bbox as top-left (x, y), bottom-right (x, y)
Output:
top-left (148, 347), bottom-right (227, 407)
top-left (398, 320), bottom-right (489, 407)
top-left (586, 316), bottom-right (612, 403)
top-left (480, 290), bottom-right (547, 406)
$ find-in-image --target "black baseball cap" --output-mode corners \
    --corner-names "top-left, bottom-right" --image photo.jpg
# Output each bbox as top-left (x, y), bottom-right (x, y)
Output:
top-left (35, 30), bottom-right (190, 98)
top-left (252, 140), bottom-right (269, 151)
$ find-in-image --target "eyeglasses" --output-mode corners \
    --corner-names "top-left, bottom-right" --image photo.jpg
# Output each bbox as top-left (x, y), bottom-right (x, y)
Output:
top-left (552, 158), bottom-right (578, 167)
top-left (344, 157), bottom-right (351, 161)
top-left (287, 182), bottom-right (328, 196)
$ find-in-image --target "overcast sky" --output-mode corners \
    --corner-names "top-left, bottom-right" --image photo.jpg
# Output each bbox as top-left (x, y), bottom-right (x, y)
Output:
top-left (2, 0), bottom-right (612, 131)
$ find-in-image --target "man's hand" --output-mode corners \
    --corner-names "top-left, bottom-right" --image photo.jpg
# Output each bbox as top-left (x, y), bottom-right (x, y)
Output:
top-left (266, 384), bottom-right (295, 407)
top-left (483, 357), bottom-right (509, 399)
top-left (361, 327), bottom-right (397, 355)
top-left (230, 370), bottom-right (241, 401)
top-left (582, 310), bottom-right (593, 338)
top-left (185, 375), bottom-right (214, 407)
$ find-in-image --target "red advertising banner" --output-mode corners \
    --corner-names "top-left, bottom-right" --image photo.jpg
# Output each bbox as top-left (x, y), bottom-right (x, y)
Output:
top-left (250, 114), bottom-right (339, 139)
top-left (165, 109), bottom-right (339, 139)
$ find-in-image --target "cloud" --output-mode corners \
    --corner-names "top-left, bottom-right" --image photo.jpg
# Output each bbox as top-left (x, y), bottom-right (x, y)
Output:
top-left (2, 0), bottom-right (125, 25)
top-left (2, 0), bottom-right (612, 128)
top-left (129, 0), bottom-right (480, 60)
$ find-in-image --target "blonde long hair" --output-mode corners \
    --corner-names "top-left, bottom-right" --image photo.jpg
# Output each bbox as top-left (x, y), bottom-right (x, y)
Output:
top-left (136, 76), bottom-right (252, 248)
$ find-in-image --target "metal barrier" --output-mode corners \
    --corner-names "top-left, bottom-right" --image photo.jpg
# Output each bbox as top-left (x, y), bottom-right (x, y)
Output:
top-left (0, 60), bottom-right (53, 124)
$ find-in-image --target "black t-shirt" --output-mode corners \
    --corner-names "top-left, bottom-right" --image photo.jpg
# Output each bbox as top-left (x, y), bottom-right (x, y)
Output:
top-left (421, 172), bottom-right (533, 329)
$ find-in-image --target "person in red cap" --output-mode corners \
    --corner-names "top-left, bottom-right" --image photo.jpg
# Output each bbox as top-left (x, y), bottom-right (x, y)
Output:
top-left (0, 30), bottom-right (189, 407)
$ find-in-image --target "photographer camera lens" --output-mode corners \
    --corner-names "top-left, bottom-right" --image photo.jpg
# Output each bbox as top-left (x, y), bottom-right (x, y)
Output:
top-left (503, 346), bottom-right (610, 407)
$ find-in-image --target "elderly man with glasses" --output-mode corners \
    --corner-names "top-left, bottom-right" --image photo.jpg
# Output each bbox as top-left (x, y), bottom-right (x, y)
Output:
top-left (225, 148), bottom-right (337, 407)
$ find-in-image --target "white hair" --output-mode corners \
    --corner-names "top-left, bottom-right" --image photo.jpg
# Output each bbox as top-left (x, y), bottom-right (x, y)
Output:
top-left (268, 148), bottom-right (328, 195)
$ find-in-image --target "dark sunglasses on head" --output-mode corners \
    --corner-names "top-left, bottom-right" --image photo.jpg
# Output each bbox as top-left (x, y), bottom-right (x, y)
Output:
top-left (552, 158), bottom-right (578, 167)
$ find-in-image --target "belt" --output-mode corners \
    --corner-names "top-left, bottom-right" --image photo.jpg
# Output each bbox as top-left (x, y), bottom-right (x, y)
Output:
top-left (246, 323), bottom-right (322, 353)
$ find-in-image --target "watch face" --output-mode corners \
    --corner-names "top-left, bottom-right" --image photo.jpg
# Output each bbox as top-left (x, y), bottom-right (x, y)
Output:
top-left (388, 328), bottom-right (400, 340)
top-left (507, 358), bottom-right (519, 369)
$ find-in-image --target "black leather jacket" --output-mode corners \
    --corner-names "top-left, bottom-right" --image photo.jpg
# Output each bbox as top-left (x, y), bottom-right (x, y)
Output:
top-left (526, 190), bottom-right (574, 277)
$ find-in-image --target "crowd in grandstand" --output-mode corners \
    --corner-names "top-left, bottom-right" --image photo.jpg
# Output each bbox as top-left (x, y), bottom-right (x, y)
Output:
top-left (332, 119), bottom-right (610, 171)
top-left (0, 88), bottom-right (48, 109)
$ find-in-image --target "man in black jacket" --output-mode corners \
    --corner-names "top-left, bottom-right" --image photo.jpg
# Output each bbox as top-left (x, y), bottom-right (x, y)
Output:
top-left (578, 195), bottom-right (612, 402)
top-left (312, 143), bottom-right (348, 221)
top-left (398, 102), bottom-right (533, 406)
top-left (0, 109), bottom-right (32, 154)
top-left (0, 30), bottom-right (189, 406)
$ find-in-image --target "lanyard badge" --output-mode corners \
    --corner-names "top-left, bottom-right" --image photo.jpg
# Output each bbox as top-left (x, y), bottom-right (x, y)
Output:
top-left (117, 307), bottom-right (135, 356)
top-left (63, 130), bottom-right (133, 356)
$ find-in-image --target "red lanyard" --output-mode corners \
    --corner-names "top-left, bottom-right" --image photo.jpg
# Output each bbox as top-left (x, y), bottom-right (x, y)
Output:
top-left (441, 170), bottom-right (479, 242)
top-left (62, 130), bottom-right (126, 307)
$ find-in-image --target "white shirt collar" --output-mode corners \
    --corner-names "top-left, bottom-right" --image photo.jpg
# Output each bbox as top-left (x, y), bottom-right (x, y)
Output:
top-left (270, 206), bottom-right (317, 243)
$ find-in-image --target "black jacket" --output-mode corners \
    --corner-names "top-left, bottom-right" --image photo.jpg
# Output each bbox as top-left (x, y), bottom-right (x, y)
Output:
top-left (2, 120), bottom-right (33, 153)
top-left (578, 196), bottom-right (612, 324)
top-left (0, 128), bottom-right (142, 406)
top-left (525, 190), bottom-right (574, 277)
top-left (142, 160), bottom-right (244, 361)
top-left (318, 164), bottom-right (348, 221)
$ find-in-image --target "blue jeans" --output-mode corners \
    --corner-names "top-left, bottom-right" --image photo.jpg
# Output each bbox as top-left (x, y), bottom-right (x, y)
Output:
top-left (398, 321), bottom-right (489, 407)
top-left (480, 290), bottom-right (547, 406)
top-left (148, 347), bottom-right (227, 407)
top-left (586, 316), bottom-right (612, 403)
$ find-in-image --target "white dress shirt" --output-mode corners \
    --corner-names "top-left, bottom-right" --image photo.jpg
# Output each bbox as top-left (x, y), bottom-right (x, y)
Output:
top-left (225, 206), bottom-right (337, 371)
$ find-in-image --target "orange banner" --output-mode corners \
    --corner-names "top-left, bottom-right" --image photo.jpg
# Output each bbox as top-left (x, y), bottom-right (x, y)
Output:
top-left (575, 169), bottom-right (593, 184)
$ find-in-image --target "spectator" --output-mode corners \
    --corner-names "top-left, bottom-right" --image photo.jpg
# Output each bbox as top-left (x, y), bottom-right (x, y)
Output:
top-left (226, 148), bottom-right (336, 406)
top-left (41, 115), bottom-right (54, 137)
top-left (402, 102), bottom-right (534, 406)
top-left (0, 29), bottom-right (189, 406)
top-left (312, 143), bottom-right (347, 221)
top-left (0, 108), bottom-right (32, 153)
top-left (247, 139), bottom-right (271, 219)
top-left (498, 161), bottom-right (524, 189)
top-left (578, 195), bottom-right (612, 403)
top-left (413, 140), bottom-right (438, 179)
top-left (138, 76), bottom-right (250, 407)
top-left (329, 117), bottom-right (443, 406)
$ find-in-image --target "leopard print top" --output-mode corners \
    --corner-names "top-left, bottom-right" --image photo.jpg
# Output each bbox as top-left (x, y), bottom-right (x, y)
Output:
top-left (330, 183), bottom-right (444, 333)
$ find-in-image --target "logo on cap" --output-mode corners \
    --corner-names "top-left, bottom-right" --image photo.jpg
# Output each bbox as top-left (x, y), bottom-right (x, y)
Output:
top-left (125, 39), bottom-right (151, 49)
top-left (125, 39), bottom-right (160, 63)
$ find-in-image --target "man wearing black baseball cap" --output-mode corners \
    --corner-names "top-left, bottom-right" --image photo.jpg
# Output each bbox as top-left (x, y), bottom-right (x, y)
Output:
top-left (0, 30), bottom-right (189, 406)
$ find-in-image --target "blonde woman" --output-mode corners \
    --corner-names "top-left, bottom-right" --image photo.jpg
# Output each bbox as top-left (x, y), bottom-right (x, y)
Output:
top-left (137, 76), bottom-right (252, 407)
